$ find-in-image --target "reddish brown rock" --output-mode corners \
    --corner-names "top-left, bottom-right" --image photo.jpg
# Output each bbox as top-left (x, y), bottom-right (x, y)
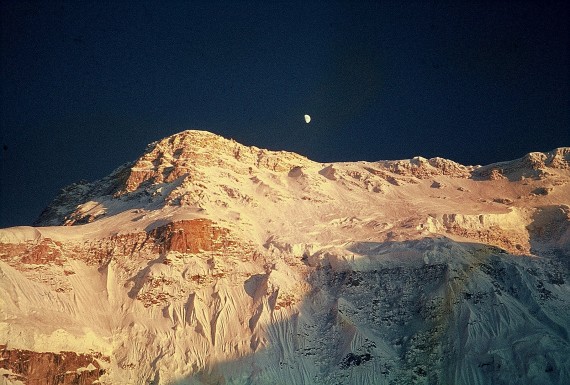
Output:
top-left (0, 239), bottom-right (63, 266)
top-left (151, 219), bottom-right (232, 254)
top-left (78, 231), bottom-right (157, 266)
top-left (20, 239), bottom-right (64, 265)
top-left (0, 345), bottom-right (106, 385)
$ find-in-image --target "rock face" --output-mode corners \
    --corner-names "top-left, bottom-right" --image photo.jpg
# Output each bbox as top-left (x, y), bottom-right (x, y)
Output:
top-left (0, 346), bottom-right (106, 385)
top-left (150, 219), bottom-right (231, 254)
top-left (1, 130), bottom-right (569, 385)
top-left (472, 147), bottom-right (570, 181)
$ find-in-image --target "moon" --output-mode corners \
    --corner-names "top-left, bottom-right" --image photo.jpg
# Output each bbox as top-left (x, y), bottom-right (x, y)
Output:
top-left (304, 114), bottom-right (311, 124)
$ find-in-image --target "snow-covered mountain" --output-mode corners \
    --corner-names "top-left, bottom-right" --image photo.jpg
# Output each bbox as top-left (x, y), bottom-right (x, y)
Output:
top-left (1, 130), bottom-right (569, 385)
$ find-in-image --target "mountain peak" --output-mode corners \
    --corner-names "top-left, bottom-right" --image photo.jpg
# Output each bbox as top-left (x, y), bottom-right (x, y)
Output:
top-left (34, 130), bottom-right (570, 228)
top-left (35, 130), bottom-right (314, 226)
top-left (121, 129), bottom-right (312, 193)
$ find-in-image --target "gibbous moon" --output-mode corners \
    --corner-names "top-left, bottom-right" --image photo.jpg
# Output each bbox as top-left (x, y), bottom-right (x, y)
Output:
top-left (304, 114), bottom-right (311, 124)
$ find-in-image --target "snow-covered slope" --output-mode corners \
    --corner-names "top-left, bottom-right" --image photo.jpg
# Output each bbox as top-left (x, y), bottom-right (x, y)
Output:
top-left (1, 130), bottom-right (569, 385)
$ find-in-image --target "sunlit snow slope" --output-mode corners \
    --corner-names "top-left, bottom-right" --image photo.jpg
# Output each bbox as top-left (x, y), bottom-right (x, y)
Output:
top-left (1, 130), bottom-right (569, 385)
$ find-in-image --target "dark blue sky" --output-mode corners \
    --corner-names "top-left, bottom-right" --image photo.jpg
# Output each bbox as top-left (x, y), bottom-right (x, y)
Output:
top-left (1, 1), bottom-right (569, 228)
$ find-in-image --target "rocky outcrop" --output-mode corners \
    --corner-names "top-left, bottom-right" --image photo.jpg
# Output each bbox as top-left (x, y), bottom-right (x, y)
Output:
top-left (473, 148), bottom-right (570, 181)
top-left (2, 218), bottom-right (240, 264)
top-left (34, 165), bottom-right (132, 226)
top-left (150, 219), bottom-right (231, 254)
top-left (0, 346), bottom-right (107, 385)
top-left (377, 156), bottom-right (475, 179)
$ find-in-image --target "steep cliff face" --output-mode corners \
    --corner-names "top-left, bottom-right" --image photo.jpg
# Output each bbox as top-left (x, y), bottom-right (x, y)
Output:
top-left (1, 131), bottom-right (569, 385)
